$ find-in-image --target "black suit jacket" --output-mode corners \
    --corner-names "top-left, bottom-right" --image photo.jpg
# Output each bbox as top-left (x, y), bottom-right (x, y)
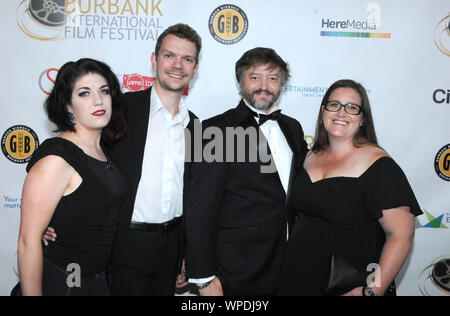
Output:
top-left (185, 100), bottom-right (307, 295)
top-left (105, 87), bottom-right (197, 266)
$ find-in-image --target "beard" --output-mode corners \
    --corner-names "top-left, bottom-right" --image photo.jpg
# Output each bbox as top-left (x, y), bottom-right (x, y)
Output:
top-left (240, 87), bottom-right (281, 112)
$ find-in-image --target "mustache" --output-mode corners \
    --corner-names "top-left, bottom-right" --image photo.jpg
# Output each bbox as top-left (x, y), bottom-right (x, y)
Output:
top-left (252, 89), bottom-right (275, 96)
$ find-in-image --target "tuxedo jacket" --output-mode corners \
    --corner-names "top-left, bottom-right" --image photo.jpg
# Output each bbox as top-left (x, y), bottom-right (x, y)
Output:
top-left (185, 100), bottom-right (308, 295)
top-left (105, 87), bottom-right (197, 266)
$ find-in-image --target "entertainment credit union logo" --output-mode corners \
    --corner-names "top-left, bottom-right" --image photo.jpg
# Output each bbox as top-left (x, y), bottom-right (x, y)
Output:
top-left (435, 144), bottom-right (450, 182)
top-left (435, 14), bottom-right (450, 57)
top-left (421, 210), bottom-right (449, 229)
top-left (122, 74), bottom-right (189, 95)
top-left (209, 4), bottom-right (249, 45)
top-left (1, 126), bottom-right (40, 164)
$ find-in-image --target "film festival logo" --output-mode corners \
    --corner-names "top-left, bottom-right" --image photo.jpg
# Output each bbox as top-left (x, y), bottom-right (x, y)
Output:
top-left (434, 14), bottom-right (450, 57)
top-left (209, 4), bottom-right (249, 45)
top-left (1, 125), bottom-right (40, 164)
top-left (16, 0), bottom-right (164, 41)
top-left (419, 255), bottom-right (450, 296)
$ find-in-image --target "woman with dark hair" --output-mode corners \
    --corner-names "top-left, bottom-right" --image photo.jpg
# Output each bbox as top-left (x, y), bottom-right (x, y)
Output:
top-left (278, 79), bottom-right (422, 296)
top-left (16, 58), bottom-right (127, 296)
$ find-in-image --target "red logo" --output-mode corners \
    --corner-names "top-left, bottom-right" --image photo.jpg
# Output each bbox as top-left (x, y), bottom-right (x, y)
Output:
top-left (122, 74), bottom-right (189, 96)
top-left (39, 68), bottom-right (59, 95)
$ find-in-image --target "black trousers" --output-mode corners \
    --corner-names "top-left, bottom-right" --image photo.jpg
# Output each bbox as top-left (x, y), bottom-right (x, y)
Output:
top-left (110, 224), bottom-right (182, 296)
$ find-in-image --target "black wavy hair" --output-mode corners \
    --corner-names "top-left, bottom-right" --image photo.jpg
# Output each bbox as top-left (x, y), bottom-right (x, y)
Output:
top-left (45, 58), bottom-right (126, 145)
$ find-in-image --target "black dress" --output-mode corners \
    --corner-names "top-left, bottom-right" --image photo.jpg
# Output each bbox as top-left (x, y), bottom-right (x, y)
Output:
top-left (277, 157), bottom-right (422, 296)
top-left (19, 138), bottom-right (127, 296)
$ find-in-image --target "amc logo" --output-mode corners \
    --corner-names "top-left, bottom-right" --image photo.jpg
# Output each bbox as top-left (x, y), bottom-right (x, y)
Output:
top-left (122, 74), bottom-right (189, 95)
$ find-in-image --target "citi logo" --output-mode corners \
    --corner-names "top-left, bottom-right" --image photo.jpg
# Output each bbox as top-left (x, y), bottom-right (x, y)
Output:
top-left (433, 89), bottom-right (450, 104)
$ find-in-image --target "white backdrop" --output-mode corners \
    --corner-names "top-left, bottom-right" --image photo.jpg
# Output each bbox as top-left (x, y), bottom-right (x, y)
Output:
top-left (1, 0), bottom-right (449, 296)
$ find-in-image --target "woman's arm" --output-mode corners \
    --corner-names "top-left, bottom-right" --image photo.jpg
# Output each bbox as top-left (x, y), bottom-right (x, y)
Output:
top-left (344, 206), bottom-right (415, 296)
top-left (373, 206), bottom-right (416, 295)
top-left (17, 156), bottom-right (74, 296)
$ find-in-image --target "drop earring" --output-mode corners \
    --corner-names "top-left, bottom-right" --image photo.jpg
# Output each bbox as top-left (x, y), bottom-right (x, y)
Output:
top-left (68, 113), bottom-right (75, 122)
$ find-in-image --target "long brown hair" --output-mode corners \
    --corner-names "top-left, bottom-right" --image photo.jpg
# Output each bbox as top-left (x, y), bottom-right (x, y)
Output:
top-left (312, 79), bottom-right (379, 154)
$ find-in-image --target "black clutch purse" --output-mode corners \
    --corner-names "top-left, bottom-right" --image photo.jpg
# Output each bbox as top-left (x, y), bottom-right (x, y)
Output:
top-left (324, 254), bottom-right (365, 296)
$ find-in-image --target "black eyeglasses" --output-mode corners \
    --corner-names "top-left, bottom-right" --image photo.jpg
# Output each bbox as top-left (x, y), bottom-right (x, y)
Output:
top-left (324, 101), bottom-right (363, 115)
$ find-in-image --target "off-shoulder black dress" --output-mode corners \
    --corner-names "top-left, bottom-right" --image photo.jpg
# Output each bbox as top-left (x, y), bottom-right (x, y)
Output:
top-left (277, 157), bottom-right (422, 296)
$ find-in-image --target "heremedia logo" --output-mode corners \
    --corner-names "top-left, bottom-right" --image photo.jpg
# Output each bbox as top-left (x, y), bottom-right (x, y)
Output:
top-left (320, 3), bottom-right (391, 39)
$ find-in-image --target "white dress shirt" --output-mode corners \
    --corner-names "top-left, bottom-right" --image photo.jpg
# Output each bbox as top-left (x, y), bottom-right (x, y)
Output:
top-left (245, 101), bottom-right (293, 194)
top-left (132, 88), bottom-right (190, 224)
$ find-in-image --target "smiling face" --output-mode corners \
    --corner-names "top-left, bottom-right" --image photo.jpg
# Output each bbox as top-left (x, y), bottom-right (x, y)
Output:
top-left (240, 63), bottom-right (283, 113)
top-left (151, 34), bottom-right (199, 94)
top-left (322, 87), bottom-right (363, 141)
top-left (68, 72), bottom-right (112, 132)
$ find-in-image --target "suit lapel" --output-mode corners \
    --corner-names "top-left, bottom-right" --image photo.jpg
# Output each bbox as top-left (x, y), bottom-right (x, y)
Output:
top-left (133, 88), bottom-right (152, 182)
top-left (277, 117), bottom-right (300, 203)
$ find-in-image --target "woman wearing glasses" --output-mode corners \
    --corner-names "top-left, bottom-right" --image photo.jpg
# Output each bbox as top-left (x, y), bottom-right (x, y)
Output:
top-left (278, 79), bottom-right (422, 296)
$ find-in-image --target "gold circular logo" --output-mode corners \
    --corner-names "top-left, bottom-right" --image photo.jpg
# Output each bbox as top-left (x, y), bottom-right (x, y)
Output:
top-left (434, 14), bottom-right (450, 57)
top-left (1, 126), bottom-right (39, 164)
top-left (209, 5), bottom-right (249, 45)
top-left (435, 144), bottom-right (450, 181)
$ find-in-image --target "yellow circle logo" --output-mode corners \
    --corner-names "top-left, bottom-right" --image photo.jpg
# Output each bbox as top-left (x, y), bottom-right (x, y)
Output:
top-left (2, 126), bottom-right (39, 164)
top-left (209, 5), bottom-right (249, 45)
top-left (435, 144), bottom-right (450, 181)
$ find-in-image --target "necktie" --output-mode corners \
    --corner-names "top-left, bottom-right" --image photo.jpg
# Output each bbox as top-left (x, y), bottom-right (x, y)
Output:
top-left (253, 110), bottom-right (282, 126)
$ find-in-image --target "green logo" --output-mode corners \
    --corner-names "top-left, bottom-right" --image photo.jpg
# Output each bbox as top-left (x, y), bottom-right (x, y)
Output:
top-left (422, 210), bottom-right (448, 229)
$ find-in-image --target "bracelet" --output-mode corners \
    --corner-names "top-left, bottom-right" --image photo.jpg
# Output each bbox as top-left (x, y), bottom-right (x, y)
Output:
top-left (362, 286), bottom-right (378, 297)
top-left (197, 279), bottom-right (214, 291)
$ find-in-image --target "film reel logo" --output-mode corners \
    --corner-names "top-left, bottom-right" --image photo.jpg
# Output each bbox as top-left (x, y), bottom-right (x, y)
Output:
top-left (419, 255), bottom-right (450, 296)
top-left (16, 0), bottom-right (68, 41)
top-left (1, 126), bottom-right (40, 164)
top-left (435, 14), bottom-right (450, 57)
top-left (209, 4), bottom-right (249, 45)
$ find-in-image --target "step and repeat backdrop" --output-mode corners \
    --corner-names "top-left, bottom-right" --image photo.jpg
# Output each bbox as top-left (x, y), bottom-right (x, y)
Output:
top-left (0, 0), bottom-right (449, 296)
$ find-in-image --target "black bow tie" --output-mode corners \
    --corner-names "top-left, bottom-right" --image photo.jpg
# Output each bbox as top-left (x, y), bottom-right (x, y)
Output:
top-left (252, 110), bottom-right (282, 126)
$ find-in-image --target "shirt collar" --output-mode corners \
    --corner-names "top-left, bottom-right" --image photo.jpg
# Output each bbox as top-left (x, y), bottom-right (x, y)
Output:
top-left (243, 99), bottom-right (280, 119)
top-left (150, 87), bottom-right (190, 128)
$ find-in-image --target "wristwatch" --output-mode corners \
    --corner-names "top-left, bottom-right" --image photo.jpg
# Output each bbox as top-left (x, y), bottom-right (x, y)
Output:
top-left (362, 286), bottom-right (378, 296)
top-left (196, 279), bottom-right (213, 291)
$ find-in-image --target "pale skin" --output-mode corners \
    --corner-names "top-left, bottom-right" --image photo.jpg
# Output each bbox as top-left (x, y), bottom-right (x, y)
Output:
top-left (199, 63), bottom-right (285, 297)
top-left (43, 34), bottom-right (200, 291)
top-left (18, 73), bottom-right (112, 296)
top-left (307, 87), bottom-right (415, 296)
